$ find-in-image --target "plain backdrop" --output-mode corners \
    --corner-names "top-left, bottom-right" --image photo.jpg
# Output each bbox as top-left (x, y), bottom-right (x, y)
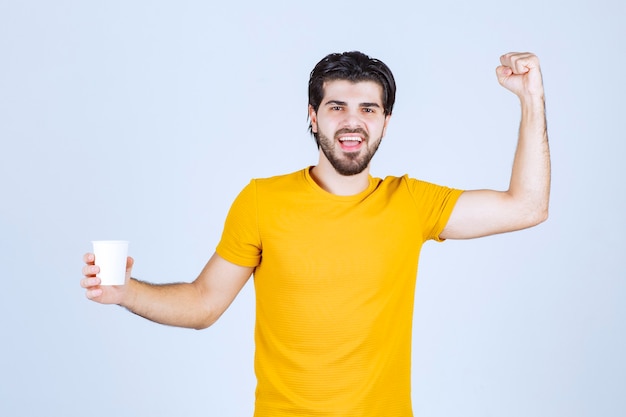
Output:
top-left (1, 1), bottom-right (624, 416)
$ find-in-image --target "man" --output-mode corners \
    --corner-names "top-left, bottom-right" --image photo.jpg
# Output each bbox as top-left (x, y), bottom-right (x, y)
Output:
top-left (81, 51), bottom-right (550, 416)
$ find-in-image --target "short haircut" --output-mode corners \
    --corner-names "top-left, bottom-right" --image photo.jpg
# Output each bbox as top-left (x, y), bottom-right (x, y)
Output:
top-left (308, 51), bottom-right (396, 140)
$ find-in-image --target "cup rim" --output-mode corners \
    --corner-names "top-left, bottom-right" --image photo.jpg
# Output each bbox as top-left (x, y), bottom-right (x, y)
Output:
top-left (91, 240), bottom-right (129, 245)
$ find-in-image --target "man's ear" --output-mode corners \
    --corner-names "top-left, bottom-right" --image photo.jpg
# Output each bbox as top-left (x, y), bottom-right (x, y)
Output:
top-left (308, 105), bottom-right (318, 133)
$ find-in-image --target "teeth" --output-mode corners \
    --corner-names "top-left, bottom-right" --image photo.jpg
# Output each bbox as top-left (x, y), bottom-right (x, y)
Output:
top-left (339, 137), bottom-right (362, 142)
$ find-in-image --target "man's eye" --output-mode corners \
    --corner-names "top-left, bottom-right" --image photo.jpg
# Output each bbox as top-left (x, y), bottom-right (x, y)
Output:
top-left (331, 106), bottom-right (342, 111)
top-left (362, 108), bottom-right (374, 113)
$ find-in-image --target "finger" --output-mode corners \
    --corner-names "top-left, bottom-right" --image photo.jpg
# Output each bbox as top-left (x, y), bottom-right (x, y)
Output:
top-left (86, 288), bottom-right (103, 300)
top-left (501, 52), bottom-right (538, 75)
top-left (81, 276), bottom-right (101, 289)
top-left (512, 55), bottom-right (533, 75)
top-left (126, 256), bottom-right (134, 271)
top-left (496, 65), bottom-right (513, 77)
top-left (82, 264), bottom-right (99, 277)
top-left (124, 257), bottom-right (135, 282)
top-left (83, 252), bottom-right (95, 265)
top-left (499, 52), bottom-right (532, 64)
top-left (495, 65), bottom-right (513, 85)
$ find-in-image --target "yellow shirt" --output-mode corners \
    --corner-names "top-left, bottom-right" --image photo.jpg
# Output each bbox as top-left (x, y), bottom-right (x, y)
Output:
top-left (216, 168), bottom-right (463, 417)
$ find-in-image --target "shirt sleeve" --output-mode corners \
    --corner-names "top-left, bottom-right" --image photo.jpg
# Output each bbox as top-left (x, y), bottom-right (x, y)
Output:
top-left (404, 176), bottom-right (464, 242)
top-left (215, 180), bottom-right (262, 267)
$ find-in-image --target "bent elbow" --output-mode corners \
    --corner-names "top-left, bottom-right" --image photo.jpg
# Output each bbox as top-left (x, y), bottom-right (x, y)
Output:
top-left (538, 206), bottom-right (549, 224)
top-left (525, 205), bottom-right (549, 229)
top-left (192, 306), bottom-right (221, 330)
top-left (193, 317), bottom-right (217, 331)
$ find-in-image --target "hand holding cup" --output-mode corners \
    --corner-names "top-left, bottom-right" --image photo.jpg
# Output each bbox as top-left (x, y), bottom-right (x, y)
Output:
top-left (81, 241), bottom-right (133, 305)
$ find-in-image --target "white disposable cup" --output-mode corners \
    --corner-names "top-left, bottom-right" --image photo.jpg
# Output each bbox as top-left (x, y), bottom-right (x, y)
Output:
top-left (92, 240), bottom-right (129, 286)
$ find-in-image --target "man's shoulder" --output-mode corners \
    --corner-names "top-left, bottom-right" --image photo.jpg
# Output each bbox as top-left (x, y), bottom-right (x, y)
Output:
top-left (377, 173), bottom-right (421, 189)
top-left (245, 168), bottom-right (310, 197)
top-left (254, 168), bottom-right (307, 183)
top-left (379, 173), bottom-right (449, 188)
top-left (376, 174), bottom-right (462, 200)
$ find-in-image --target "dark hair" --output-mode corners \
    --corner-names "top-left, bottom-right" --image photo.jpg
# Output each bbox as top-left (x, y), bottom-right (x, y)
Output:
top-left (308, 51), bottom-right (396, 138)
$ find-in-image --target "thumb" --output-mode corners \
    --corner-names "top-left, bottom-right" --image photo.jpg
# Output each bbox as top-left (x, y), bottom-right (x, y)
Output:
top-left (125, 256), bottom-right (134, 280)
top-left (496, 65), bottom-right (513, 85)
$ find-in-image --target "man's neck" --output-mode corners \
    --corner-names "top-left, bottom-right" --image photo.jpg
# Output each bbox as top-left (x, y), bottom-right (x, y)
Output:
top-left (309, 159), bottom-right (371, 196)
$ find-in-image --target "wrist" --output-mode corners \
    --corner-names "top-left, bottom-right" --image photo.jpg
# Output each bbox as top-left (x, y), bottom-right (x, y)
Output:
top-left (519, 89), bottom-right (544, 106)
top-left (519, 93), bottom-right (545, 115)
top-left (119, 277), bottom-right (138, 309)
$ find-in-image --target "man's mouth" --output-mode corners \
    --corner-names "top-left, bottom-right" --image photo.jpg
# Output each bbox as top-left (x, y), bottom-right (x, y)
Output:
top-left (336, 129), bottom-right (367, 151)
top-left (338, 136), bottom-right (363, 149)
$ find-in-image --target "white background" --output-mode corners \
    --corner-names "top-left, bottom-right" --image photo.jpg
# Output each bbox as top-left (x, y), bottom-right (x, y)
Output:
top-left (1, 1), bottom-right (624, 416)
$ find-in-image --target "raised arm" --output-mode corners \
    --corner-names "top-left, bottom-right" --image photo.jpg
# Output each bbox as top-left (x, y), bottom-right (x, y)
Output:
top-left (441, 52), bottom-right (550, 240)
top-left (81, 252), bottom-right (253, 329)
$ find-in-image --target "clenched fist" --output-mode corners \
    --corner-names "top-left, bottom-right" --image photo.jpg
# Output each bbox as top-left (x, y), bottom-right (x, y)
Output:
top-left (497, 52), bottom-right (544, 100)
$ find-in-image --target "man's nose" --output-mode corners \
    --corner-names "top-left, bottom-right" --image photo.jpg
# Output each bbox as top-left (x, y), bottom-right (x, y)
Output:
top-left (340, 109), bottom-right (364, 129)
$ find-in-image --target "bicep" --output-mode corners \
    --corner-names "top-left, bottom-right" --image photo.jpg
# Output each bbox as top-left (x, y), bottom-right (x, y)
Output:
top-left (440, 189), bottom-right (541, 240)
top-left (192, 252), bottom-right (254, 323)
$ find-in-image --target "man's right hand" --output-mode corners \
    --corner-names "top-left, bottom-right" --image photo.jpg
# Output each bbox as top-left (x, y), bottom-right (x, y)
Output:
top-left (80, 251), bottom-right (253, 329)
top-left (81, 253), bottom-right (134, 305)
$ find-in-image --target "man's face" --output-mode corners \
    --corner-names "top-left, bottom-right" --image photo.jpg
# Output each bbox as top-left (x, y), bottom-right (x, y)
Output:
top-left (309, 80), bottom-right (391, 176)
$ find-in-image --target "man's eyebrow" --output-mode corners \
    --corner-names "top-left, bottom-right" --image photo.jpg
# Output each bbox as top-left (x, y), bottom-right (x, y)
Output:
top-left (323, 100), bottom-right (381, 108)
top-left (324, 100), bottom-right (347, 106)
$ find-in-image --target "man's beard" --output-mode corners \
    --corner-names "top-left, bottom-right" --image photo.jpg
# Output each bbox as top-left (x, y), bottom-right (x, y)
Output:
top-left (317, 128), bottom-right (383, 176)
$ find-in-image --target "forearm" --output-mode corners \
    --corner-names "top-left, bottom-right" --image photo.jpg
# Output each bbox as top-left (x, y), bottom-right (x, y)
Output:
top-left (507, 94), bottom-right (551, 224)
top-left (121, 278), bottom-right (215, 330)
top-left (440, 53), bottom-right (550, 240)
